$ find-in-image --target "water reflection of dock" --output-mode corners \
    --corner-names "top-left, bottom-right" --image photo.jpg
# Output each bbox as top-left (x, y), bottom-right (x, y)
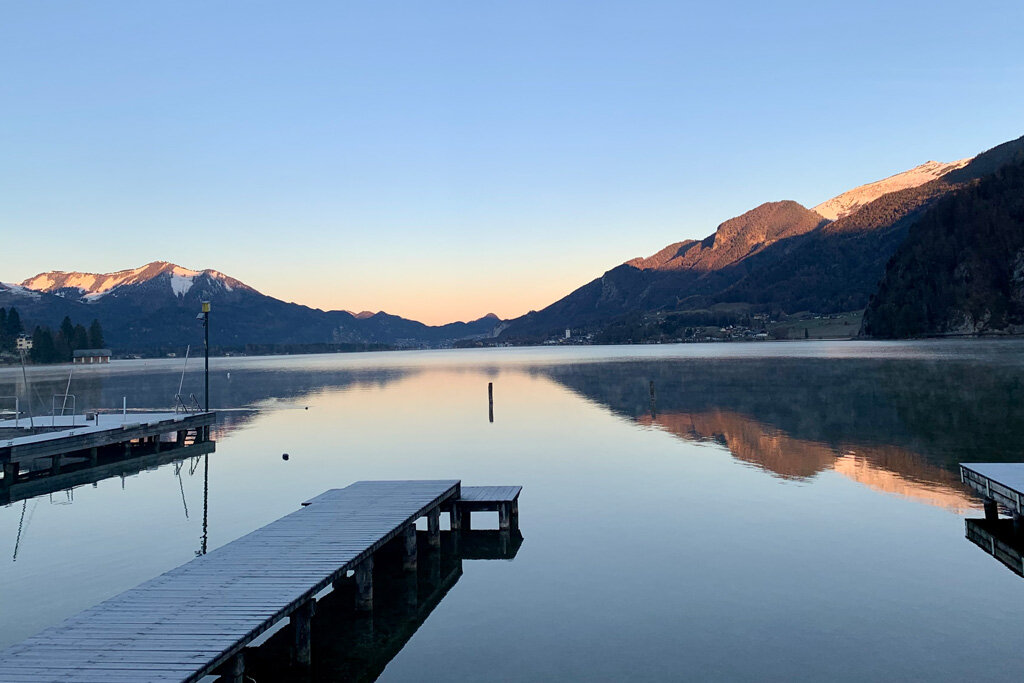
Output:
top-left (965, 519), bottom-right (1024, 577)
top-left (0, 412), bottom-right (215, 506)
top-left (246, 528), bottom-right (522, 681)
top-left (0, 479), bottom-right (523, 682)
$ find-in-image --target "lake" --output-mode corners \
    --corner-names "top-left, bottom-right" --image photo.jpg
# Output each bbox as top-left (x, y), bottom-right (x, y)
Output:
top-left (2, 340), bottom-right (1024, 681)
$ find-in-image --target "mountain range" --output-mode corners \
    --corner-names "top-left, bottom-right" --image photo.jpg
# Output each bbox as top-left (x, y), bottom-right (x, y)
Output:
top-left (0, 262), bottom-right (501, 351)
top-left (499, 134), bottom-right (1024, 341)
top-left (6, 133), bottom-right (1024, 351)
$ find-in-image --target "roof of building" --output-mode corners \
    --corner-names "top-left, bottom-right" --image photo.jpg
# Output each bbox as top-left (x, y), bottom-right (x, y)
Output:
top-left (72, 349), bottom-right (112, 358)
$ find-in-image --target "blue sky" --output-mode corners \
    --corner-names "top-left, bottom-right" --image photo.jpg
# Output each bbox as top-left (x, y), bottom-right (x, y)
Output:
top-left (2, 1), bottom-right (1022, 323)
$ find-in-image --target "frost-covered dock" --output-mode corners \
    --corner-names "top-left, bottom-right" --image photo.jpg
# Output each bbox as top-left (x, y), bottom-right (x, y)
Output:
top-left (0, 479), bottom-right (523, 682)
top-left (0, 412), bottom-right (215, 497)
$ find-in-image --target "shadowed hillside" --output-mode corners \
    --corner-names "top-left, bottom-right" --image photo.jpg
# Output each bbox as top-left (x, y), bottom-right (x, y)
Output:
top-left (863, 158), bottom-right (1024, 337)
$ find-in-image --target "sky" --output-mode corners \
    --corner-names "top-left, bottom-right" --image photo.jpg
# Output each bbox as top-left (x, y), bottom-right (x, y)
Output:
top-left (2, 1), bottom-right (1023, 325)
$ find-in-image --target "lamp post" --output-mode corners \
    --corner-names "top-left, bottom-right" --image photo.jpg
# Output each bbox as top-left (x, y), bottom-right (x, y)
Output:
top-left (200, 302), bottom-right (210, 412)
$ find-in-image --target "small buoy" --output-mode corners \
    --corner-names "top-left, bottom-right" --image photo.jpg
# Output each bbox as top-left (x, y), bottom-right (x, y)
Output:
top-left (226, 372), bottom-right (231, 379)
top-left (304, 406), bottom-right (309, 410)
top-left (282, 453), bottom-right (290, 461)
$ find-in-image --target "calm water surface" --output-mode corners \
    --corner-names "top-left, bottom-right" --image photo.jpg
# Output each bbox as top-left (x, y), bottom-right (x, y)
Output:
top-left (3, 340), bottom-right (1024, 680)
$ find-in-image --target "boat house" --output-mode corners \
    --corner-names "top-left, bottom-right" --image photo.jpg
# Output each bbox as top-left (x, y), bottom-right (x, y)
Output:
top-left (72, 348), bottom-right (112, 364)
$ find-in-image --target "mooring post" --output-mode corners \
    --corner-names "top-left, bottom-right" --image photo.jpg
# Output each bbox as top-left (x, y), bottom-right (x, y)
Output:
top-left (355, 556), bottom-right (374, 612)
top-left (402, 524), bottom-right (417, 572)
top-left (488, 381), bottom-right (494, 423)
top-left (290, 599), bottom-right (315, 668)
top-left (223, 650), bottom-right (245, 683)
top-left (428, 508), bottom-right (441, 548)
top-left (985, 498), bottom-right (999, 522)
top-left (499, 502), bottom-right (511, 531)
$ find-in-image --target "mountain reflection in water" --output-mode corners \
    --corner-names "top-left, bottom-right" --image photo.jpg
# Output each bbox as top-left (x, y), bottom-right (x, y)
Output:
top-left (536, 356), bottom-right (1024, 512)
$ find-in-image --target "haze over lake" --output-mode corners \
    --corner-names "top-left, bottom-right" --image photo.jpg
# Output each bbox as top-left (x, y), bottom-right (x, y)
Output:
top-left (2, 341), bottom-right (1024, 681)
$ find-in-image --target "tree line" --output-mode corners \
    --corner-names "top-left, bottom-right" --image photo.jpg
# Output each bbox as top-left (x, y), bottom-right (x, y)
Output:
top-left (0, 308), bottom-right (106, 363)
top-left (0, 307), bottom-right (25, 352)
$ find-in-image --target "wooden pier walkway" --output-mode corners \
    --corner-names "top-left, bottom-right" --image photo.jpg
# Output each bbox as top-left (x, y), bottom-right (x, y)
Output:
top-left (0, 479), bottom-right (521, 682)
top-left (1, 412), bottom-right (216, 490)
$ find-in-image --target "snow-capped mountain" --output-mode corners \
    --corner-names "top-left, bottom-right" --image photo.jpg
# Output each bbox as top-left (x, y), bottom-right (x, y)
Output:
top-left (5, 261), bottom-right (502, 351)
top-left (812, 158), bottom-right (972, 221)
top-left (22, 261), bottom-right (250, 302)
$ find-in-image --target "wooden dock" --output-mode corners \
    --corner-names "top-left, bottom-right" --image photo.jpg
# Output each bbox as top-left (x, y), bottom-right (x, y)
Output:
top-left (960, 462), bottom-right (1024, 527)
top-left (0, 479), bottom-right (522, 682)
top-left (0, 412), bottom-right (215, 493)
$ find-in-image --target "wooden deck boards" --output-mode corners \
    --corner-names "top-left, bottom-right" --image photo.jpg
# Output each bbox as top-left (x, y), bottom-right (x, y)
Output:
top-left (0, 479), bottom-right (461, 683)
top-left (459, 485), bottom-right (521, 503)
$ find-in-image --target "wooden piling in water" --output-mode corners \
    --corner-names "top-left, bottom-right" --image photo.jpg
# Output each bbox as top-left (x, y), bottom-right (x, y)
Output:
top-left (291, 599), bottom-right (315, 667)
top-left (488, 382), bottom-right (494, 423)
top-left (403, 524), bottom-right (417, 571)
top-left (428, 508), bottom-right (441, 548)
top-left (355, 557), bottom-right (374, 612)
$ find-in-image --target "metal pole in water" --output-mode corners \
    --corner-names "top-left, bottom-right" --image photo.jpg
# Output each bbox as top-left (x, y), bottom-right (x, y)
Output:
top-left (488, 382), bottom-right (494, 423)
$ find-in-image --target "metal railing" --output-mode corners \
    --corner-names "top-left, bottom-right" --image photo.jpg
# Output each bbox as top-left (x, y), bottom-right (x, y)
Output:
top-left (50, 394), bottom-right (78, 426)
top-left (175, 393), bottom-right (203, 415)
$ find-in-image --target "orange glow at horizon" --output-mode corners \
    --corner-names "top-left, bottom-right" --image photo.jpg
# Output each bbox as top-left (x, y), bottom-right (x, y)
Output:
top-left (246, 267), bottom-right (596, 326)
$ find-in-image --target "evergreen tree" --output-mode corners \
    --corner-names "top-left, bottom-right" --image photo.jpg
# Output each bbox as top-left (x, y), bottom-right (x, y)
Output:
top-left (59, 316), bottom-right (75, 343)
top-left (0, 308), bottom-right (6, 351)
top-left (6, 307), bottom-right (22, 338)
top-left (72, 324), bottom-right (89, 351)
top-left (30, 327), bottom-right (57, 364)
top-left (88, 319), bottom-right (105, 348)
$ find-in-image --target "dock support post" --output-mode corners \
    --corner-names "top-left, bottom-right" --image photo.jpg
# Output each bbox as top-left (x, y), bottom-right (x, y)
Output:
top-left (499, 502), bottom-right (511, 531)
top-left (450, 505), bottom-right (462, 532)
top-left (1015, 512), bottom-right (1024, 539)
top-left (510, 499), bottom-right (519, 531)
top-left (50, 454), bottom-right (62, 475)
top-left (290, 599), bottom-right (315, 668)
top-left (463, 509), bottom-right (472, 531)
top-left (985, 499), bottom-right (999, 522)
top-left (89, 447), bottom-right (98, 466)
top-left (402, 524), bottom-right (417, 571)
top-left (428, 508), bottom-right (441, 548)
top-left (4, 461), bottom-right (18, 484)
top-left (223, 650), bottom-right (245, 683)
top-left (177, 430), bottom-right (186, 445)
top-left (355, 556), bottom-right (373, 612)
